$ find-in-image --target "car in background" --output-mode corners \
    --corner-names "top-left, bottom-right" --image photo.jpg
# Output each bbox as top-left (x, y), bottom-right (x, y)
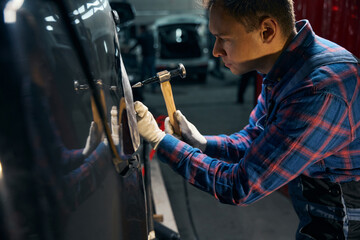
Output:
top-left (152, 14), bottom-right (210, 83)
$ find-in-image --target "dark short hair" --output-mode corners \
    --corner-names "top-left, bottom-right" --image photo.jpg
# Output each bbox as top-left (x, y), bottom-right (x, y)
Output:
top-left (203, 0), bottom-right (295, 37)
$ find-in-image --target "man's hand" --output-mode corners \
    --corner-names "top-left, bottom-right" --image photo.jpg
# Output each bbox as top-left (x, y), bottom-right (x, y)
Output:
top-left (83, 121), bottom-right (101, 156)
top-left (134, 101), bottom-right (165, 149)
top-left (165, 110), bottom-right (207, 152)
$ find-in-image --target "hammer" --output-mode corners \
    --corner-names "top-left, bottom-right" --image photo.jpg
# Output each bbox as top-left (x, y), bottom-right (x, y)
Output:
top-left (132, 63), bottom-right (186, 135)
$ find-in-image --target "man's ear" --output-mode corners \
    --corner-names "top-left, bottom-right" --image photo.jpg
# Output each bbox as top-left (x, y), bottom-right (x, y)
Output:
top-left (259, 18), bottom-right (277, 43)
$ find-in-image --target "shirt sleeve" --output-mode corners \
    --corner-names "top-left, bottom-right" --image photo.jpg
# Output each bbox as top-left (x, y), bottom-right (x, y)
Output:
top-left (60, 148), bottom-right (86, 171)
top-left (203, 88), bottom-right (266, 162)
top-left (63, 142), bottom-right (112, 209)
top-left (156, 91), bottom-right (352, 206)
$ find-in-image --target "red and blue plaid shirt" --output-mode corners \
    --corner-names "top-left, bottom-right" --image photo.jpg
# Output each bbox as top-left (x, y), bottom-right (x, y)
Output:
top-left (157, 20), bottom-right (360, 206)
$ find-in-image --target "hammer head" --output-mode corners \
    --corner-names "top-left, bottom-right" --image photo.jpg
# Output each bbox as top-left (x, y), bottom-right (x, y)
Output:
top-left (177, 63), bottom-right (186, 79)
top-left (158, 63), bottom-right (186, 83)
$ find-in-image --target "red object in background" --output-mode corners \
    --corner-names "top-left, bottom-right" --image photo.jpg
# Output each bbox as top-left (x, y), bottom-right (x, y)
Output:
top-left (148, 115), bottom-right (167, 161)
top-left (294, 0), bottom-right (360, 58)
top-left (142, 115), bottom-right (166, 177)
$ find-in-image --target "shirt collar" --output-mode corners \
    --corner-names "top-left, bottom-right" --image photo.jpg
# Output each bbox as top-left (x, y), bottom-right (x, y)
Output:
top-left (263, 20), bottom-right (316, 85)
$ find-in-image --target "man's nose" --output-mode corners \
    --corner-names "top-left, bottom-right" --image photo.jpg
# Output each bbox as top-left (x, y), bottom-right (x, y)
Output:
top-left (212, 40), bottom-right (225, 58)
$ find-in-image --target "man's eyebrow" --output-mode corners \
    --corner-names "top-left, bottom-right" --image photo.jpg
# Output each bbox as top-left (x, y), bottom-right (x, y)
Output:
top-left (210, 31), bottom-right (228, 37)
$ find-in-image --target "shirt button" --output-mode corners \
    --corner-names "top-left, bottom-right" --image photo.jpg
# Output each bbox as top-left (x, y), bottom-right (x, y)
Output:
top-left (267, 86), bottom-right (272, 90)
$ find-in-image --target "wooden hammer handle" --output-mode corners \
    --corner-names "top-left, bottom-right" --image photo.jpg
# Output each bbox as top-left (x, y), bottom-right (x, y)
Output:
top-left (160, 81), bottom-right (181, 136)
top-left (90, 87), bottom-right (106, 135)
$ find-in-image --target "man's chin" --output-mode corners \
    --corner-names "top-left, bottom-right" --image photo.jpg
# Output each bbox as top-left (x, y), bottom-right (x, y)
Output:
top-left (229, 67), bottom-right (243, 76)
top-left (232, 67), bottom-right (256, 76)
top-left (227, 64), bottom-right (254, 75)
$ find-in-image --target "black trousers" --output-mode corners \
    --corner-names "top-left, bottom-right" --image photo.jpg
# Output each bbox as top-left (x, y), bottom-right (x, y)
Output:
top-left (289, 175), bottom-right (360, 240)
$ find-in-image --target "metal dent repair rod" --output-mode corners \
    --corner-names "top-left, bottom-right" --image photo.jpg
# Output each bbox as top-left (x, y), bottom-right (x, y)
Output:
top-left (132, 63), bottom-right (186, 88)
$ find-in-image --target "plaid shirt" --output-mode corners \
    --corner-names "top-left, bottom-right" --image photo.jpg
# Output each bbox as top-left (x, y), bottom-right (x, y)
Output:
top-left (157, 20), bottom-right (360, 206)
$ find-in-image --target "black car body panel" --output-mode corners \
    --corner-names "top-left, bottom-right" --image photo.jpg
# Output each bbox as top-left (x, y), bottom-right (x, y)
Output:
top-left (0, 0), bottom-right (147, 239)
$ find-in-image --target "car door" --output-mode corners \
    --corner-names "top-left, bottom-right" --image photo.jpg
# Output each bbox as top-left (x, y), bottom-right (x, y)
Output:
top-left (0, 0), bottom-right (147, 239)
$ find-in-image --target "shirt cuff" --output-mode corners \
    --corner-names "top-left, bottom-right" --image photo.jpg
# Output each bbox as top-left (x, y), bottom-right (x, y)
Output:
top-left (156, 134), bottom-right (190, 165)
top-left (157, 134), bottom-right (181, 153)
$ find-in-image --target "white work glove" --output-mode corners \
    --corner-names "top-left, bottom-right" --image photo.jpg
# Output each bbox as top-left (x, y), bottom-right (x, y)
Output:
top-left (165, 110), bottom-right (207, 152)
top-left (134, 101), bottom-right (165, 149)
top-left (82, 121), bottom-right (101, 156)
top-left (110, 106), bottom-right (120, 146)
top-left (102, 106), bottom-right (120, 147)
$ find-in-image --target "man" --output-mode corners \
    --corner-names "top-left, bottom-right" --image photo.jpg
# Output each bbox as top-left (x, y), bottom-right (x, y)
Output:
top-left (129, 25), bottom-right (156, 92)
top-left (134, 0), bottom-right (360, 239)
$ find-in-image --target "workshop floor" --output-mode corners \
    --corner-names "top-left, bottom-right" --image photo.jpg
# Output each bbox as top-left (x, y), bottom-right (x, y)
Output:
top-left (143, 66), bottom-right (299, 240)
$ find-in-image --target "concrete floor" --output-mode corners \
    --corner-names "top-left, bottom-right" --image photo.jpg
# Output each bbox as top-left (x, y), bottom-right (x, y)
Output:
top-left (143, 67), bottom-right (299, 240)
